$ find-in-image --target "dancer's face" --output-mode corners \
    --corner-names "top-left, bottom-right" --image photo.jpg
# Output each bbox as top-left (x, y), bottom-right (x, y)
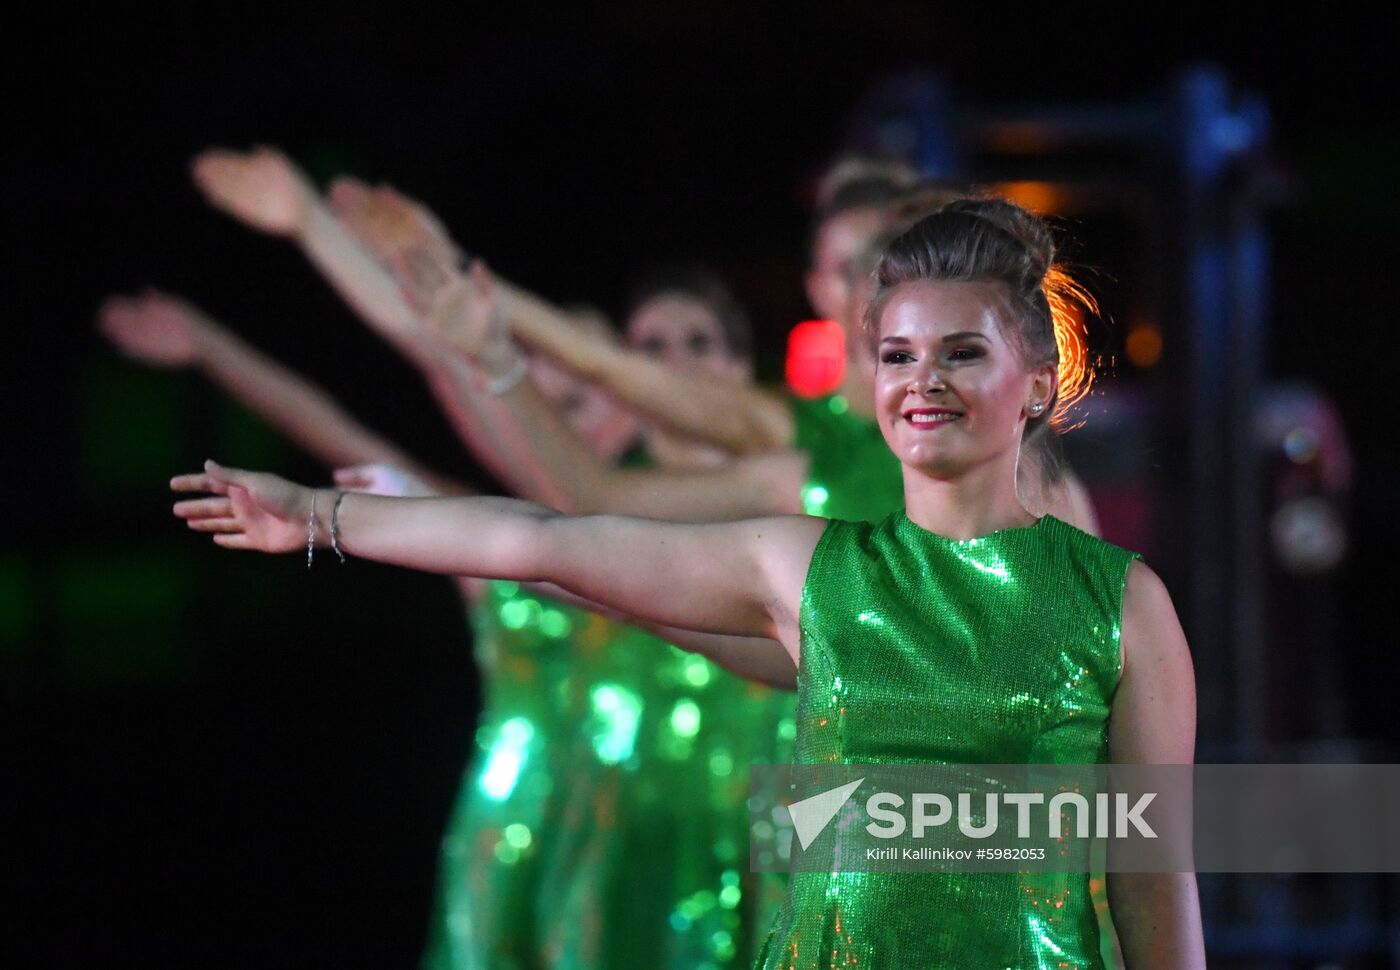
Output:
top-left (627, 295), bottom-right (747, 382)
top-left (874, 280), bottom-right (1054, 478)
top-left (806, 207), bottom-right (886, 324)
top-left (529, 356), bottom-right (637, 460)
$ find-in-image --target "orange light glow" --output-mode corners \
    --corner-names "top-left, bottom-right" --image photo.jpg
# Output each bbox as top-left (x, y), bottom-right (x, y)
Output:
top-left (1044, 267), bottom-right (1096, 428)
top-left (988, 181), bottom-right (1066, 216)
top-left (1126, 323), bottom-right (1163, 368)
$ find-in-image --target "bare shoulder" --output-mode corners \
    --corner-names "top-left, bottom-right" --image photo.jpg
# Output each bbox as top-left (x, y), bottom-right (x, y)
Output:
top-left (1123, 559), bottom-right (1174, 620)
top-left (1111, 559), bottom-right (1196, 763)
top-left (1120, 559), bottom-right (1191, 681)
top-left (751, 514), bottom-right (830, 567)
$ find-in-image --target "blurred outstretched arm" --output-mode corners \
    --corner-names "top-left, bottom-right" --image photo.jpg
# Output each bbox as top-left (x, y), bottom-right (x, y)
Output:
top-left (386, 246), bottom-right (807, 520)
top-left (336, 179), bottom-right (795, 456)
top-left (189, 147), bottom-right (534, 493)
top-left (98, 289), bottom-right (462, 497)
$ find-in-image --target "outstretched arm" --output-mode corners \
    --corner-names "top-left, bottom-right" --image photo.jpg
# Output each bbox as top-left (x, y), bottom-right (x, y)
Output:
top-left (99, 291), bottom-right (461, 497)
top-left (189, 148), bottom-right (529, 490)
top-left (1106, 561), bottom-right (1205, 969)
top-left (191, 149), bottom-right (430, 364)
top-left (338, 180), bottom-right (794, 456)
top-left (171, 461), bottom-right (822, 676)
top-left (388, 249), bottom-right (808, 520)
top-left (331, 463), bottom-right (794, 685)
top-left (502, 295), bottom-right (795, 455)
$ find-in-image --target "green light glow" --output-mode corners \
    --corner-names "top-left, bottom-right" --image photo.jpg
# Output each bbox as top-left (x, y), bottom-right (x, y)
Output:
top-left (589, 683), bottom-right (642, 764)
top-left (479, 716), bottom-right (534, 800)
top-left (670, 699), bottom-right (702, 738)
top-left (539, 608), bottom-right (572, 639)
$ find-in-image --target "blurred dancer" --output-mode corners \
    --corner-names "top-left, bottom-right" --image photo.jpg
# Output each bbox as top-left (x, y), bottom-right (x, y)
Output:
top-left (187, 148), bottom-right (813, 967)
top-left (100, 288), bottom-right (794, 967)
top-left (403, 268), bottom-right (803, 968)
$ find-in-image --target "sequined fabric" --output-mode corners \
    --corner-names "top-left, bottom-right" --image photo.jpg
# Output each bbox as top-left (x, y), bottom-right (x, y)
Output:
top-left (423, 401), bottom-right (905, 968)
top-left (420, 581), bottom-right (591, 970)
top-left (755, 512), bottom-right (1140, 970)
top-left (745, 393), bottom-right (910, 949)
top-left (422, 580), bottom-right (796, 969)
top-left (791, 394), bottom-right (904, 522)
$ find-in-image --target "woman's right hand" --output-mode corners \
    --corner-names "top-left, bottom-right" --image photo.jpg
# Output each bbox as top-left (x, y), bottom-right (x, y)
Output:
top-left (171, 460), bottom-right (312, 553)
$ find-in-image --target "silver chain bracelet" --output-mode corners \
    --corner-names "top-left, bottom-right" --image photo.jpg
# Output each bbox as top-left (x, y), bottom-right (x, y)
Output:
top-left (305, 490), bottom-right (318, 569)
top-left (306, 490), bottom-right (349, 568)
top-left (330, 491), bottom-right (348, 564)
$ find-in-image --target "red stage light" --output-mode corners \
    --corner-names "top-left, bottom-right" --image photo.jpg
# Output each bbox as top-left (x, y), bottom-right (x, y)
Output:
top-left (786, 319), bottom-right (846, 398)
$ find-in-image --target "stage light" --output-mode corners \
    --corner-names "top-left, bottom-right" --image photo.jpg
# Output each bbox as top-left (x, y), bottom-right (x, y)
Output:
top-left (786, 319), bottom-right (845, 398)
top-left (988, 181), bottom-right (1067, 215)
top-left (1126, 323), bottom-right (1163, 368)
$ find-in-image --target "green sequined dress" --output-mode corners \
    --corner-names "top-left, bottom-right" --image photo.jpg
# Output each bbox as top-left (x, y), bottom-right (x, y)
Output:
top-left (755, 511), bottom-right (1140, 969)
top-left (790, 394), bottom-right (903, 521)
top-left (420, 581), bottom-right (592, 969)
top-left (422, 579), bottom-right (797, 969)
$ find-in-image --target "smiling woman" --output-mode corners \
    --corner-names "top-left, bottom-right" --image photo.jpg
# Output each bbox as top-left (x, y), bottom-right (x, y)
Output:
top-left (862, 198), bottom-right (1088, 505)
top-left (873, 281), bottom-right (1054, 489)
top-left (170, 197), bottom-right (1202, 969)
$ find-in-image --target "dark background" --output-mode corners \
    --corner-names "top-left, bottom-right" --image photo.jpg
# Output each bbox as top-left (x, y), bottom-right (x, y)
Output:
top-left (7, 6), bottom-right (1398, 967)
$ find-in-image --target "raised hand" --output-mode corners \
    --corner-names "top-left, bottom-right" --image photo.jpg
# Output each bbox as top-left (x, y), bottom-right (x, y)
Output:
top-left (333, 462), bottom-right (440, 499)
top-left (393, 251), bottom-right (507, 359)
top-left (98, 290), bottom-right (209, 367)
top-left (326, 177), bottom-right (462, 270)
top-left (191, 147), bottom-right (316, 237)
top-left (171, 460), bottom-right (311, 553)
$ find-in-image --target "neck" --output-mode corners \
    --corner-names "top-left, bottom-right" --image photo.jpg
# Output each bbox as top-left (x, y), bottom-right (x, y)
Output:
top-left (901, 450), bottom-right (1038, 540)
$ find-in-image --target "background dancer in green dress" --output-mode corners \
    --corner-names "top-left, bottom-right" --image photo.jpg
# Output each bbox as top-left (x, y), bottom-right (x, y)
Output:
top-left (184, 146), bottom-right (821, 967)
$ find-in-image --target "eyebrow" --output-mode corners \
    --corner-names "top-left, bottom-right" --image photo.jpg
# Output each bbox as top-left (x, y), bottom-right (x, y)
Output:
top-left (879, 331), bottom-right (991, 346)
